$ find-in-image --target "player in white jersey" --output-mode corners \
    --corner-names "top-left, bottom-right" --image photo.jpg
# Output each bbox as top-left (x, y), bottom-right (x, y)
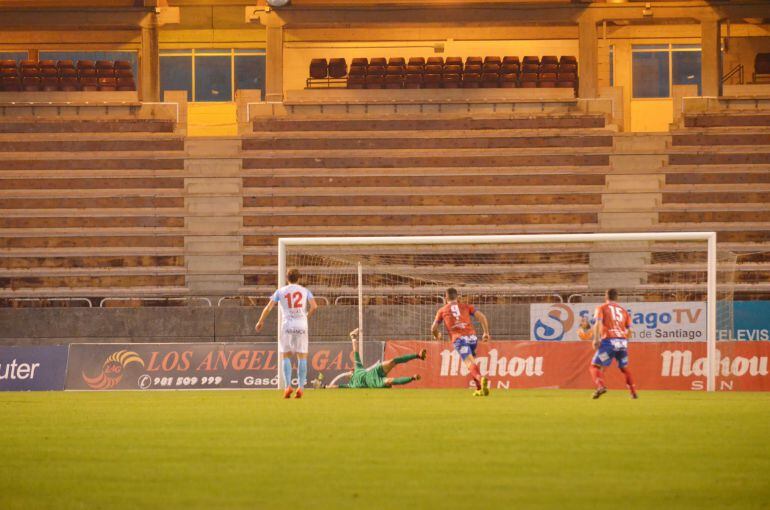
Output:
top-left (255, 268), bottom-right (318, 398)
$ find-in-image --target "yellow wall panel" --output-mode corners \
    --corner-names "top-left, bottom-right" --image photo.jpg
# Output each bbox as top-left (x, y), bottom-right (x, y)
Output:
top-left (630, 99), bottom-right (673, 132)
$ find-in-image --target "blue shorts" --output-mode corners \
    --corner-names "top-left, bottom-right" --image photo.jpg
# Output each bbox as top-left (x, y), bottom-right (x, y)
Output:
top-left (592, 338), bottom-right (629, 368)
top-left (453, 335), bottom-right (478, 361)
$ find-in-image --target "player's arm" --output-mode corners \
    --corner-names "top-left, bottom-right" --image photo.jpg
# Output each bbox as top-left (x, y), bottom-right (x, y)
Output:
top-left (474, 310), bottom-right (491, 341)
top-left (431, 311), bottom-right (443, 341)
top-left (254, 298), bottom-right (277, 332)
top-left (592, 308), bottom-right (602, 348)
top-left (307, 297), bottom-right (318, 319)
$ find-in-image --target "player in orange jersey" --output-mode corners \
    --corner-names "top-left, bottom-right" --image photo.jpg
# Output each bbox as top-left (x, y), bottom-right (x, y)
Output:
top-left (590, 288), bottom-right (638, 400)
top-left (431, 288), bottom-right (491, 396)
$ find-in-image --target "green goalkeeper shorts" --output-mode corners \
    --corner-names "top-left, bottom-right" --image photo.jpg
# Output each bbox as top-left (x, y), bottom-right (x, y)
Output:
top-left (349, 362), bottom-right (387, 388)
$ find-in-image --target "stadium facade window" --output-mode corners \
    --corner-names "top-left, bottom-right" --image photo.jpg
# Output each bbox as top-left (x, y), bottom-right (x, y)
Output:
top-left (0, 51), bottom-right (28, 63)
top-left (632, 44), bottom-right (701, 98)
top-left (159, 49), bottom-right (265, 102)
top-left (39, 51), bottom-right (138, 77)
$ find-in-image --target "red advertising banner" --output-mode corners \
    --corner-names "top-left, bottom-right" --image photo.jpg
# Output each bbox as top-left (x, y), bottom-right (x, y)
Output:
top-left (384, 341), bottom-right (770, 392)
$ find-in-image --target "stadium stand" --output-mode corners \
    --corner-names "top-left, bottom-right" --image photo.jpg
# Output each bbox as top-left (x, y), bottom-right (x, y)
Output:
top-left (0, 60), bottom-right (135, 92)
top-left (753, 53), bottom-right (770, 83)
top-left (305, 56), bottom-right (578, 92)
top-left (242, 112), bottom-right (611, 293)
top-left (0, 116), bottom-right (185, 299)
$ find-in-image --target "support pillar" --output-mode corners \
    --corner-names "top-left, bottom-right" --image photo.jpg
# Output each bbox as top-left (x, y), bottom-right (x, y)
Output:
top-left (701, 19), bottom-right (722, 97)
top-left (140, 14), bottom-right (160, 102)
top-left (578, 19), bottom-right (599, 99)
top-left (265, 24), bottom-right (284, 102)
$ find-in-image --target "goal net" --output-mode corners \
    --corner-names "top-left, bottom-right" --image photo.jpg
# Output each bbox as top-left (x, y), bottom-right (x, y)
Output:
top-left (279, 233), bottom-right (734, 391)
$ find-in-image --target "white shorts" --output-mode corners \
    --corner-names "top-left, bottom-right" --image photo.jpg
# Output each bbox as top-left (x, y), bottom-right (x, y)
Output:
top-left (279, 325), bottom-right (308, 354)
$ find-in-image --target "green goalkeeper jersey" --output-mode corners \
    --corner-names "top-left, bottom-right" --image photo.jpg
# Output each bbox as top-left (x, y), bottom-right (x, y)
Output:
top-left (340, 352), bottom-right (387, 388)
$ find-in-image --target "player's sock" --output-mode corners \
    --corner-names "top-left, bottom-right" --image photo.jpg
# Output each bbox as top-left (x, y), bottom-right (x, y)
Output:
top-left (391, 376), bottom-right (415, 385)
top-left (297, 358), bottom-right (308, 390)
top-left (469, 363), bottom-right (482, 390)
top-left (589, 365), bottom-right (606, 389)
top-left (621, 368), bottom-right (636, 394)
top-left (282, 357), bottom-right (293, 387)
top-left (394, 353), bottom-right (419, 365)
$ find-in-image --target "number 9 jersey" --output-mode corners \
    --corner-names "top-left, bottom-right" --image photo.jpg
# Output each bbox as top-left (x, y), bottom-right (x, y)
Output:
top-left (434, 302), bottom-right (477, 342)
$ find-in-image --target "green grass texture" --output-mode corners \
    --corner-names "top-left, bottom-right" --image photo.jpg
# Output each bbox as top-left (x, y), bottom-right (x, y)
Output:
top-left (1, 389), bottom-right (768, 510)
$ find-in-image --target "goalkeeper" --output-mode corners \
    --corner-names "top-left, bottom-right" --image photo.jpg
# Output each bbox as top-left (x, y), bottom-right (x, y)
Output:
top-left (329, 329), bottom-right (426, 389)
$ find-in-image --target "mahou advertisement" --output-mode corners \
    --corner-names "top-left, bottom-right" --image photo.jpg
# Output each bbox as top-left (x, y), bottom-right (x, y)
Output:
top-left (385, 341), bottom-right (770, 391)
top-left (66, 342), bottom-right (375, 391)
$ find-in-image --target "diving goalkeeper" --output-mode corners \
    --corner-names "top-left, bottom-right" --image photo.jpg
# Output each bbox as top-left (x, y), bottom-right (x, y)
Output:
top-left (329, 329), bottom-right (426, 389)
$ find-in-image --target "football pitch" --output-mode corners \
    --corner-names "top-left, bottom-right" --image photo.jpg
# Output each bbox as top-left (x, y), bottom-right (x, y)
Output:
top-left (1, 389), bottom-right (768, 510)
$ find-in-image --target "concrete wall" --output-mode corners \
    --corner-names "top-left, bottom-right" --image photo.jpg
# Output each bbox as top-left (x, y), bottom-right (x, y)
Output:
top-left (0, 304), bottom-right (532, 345)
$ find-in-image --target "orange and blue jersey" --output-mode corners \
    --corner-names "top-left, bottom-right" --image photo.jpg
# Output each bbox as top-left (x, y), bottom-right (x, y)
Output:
top-left (435, 302), bottom-right (478, 360)
top-left (592, 301), bottom-right (632, 368)
top-left (434, 301), bottom-right (477, 342)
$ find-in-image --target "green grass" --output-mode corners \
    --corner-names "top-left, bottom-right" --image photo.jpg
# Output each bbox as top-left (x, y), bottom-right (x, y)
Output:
top-left (1, 389), bottom-right (769, 510)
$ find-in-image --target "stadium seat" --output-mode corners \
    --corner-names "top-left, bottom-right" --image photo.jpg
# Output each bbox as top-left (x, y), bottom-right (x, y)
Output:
top-left (79, 68), bottom-right (96, 78)
top-left (348, 65), bottom-right (366, 76)
top-left (99, 77), bottom-right (119, 91)
top-left (522, 63), bottom-right (539, 73)
top-left (480, 72), bottom-right (500, 88)
top-left (0, 67), bottom-right (18, 78)
top-left (754, 53), bottom-right (770, 80)
top-left (445, 57), bottom-right (463, 68)
top-left (116, 77), bottom-right (136, 91)
top-left (559, 63), bottom-right (578, 74)
top-left (557, 72), bottom-right (577, 82)
top-left (520, 72), bottom-right (538, 87)
top-left (422, 73), bottom-right (441, 88)
top-left (484, 56), bottom-right (501, 65)
top-left (0, 59), bottom-right (16, 68)
top-left (425, 63), bottom-right (443, 74)
top-left (41, 77), bottom-right (59, 91)
top-left (22, 76), bottom-right (41, 91)
top-left (556, 80), bottom-right (576, 89)
top-left (502, 56), bottom-right (520, 65)
top-left (309, 59), bottom-right (328, 79)
top-left (58, 77), bottom-right (79, 91)
top-left (464, 64), bottom-right (482, 74)
top-left (443, 64), bottom-right (462, 75)
top-left (482, 62), bottom-right (501, 73)
top-left (365, 74), bottom-right (384, 89)
top-left (328, 58), bottom-right (347, 78)
top-left (540, 63), bottom-right (558, 73)
top-left (39, 59), bottom-right (57, 69)
top-left (426, 56), bottom-right (444, 66)
top-left (20, 65), bottom-right (40, 78)
top-left (384, 74), bottom-right (403, 89)
top-left (0, 76), bottom-right (21, 91)
top-left (404, 73), bottom-right (422, 89)
top-left (367, 65), bottom-right (386, 76)
top-left (116, 68), bottom-right (134, 78)
top-left (351, 57), bottom-right (368, 67)
top-left (114, 60), bottom-right (132, 70)
top-left (96, 67), bottom-right (115, 78)
top-left (500, 63), bottom-right (519, 75)
top-left (441, 72), bottom-right (461, 88)
top-left (57, 60), bottom-right (75, 69)
top-left (369, 57), bottom-right (387, 67)
top-left (80, 76), bottom-right (98, 91)
top-left (77, 60), bottom-right (95, 70)
top-left (346, 75), bottom-right (365, 89)
top-left (59, 68), bottom-right (77, 78)
top-left (560, 55), bottom-right (577, 65)
top-left (461, 72), bottom-right (481, 88)
top-left (522, 56), bottom-right (539, 65)
top-left (499, 73), bottom-right (518, 88)
top-left (388, 57), bottom-right (406, 67)
top-left (465, 56), bottom-right (482, 66)
top-left (96, 60), bottom-right (113, 69)
top-left (40, 67), bottom-right (58, 77)
top-left (407, 57), bottom-right (425, 67)
top-left (541, 55), bottom-right (558, 65)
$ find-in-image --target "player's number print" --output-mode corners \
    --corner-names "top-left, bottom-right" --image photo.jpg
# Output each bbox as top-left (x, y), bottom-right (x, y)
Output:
top-left (609, 305), bottom-right (624, 322)
top-left (450, 304), bottom-right (461, 320)
top-left (285, 291), bottom-right (303, 309)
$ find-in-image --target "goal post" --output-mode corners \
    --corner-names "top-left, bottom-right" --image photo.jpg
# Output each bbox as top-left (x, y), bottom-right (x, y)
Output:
top-left (278, 232), bottom-right (727, 392)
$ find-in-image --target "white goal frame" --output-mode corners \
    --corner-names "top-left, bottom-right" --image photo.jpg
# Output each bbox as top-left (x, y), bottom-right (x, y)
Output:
top-left (278, 232), bottom-right (718, 391)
